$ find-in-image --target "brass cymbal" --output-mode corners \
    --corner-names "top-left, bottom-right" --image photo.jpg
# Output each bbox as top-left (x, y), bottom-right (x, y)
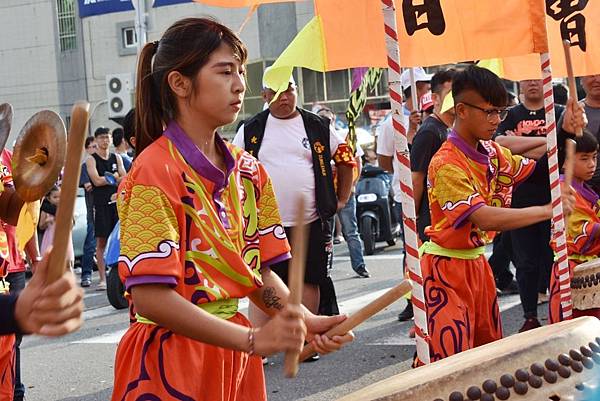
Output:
top-left (0, 103), bottom-right (13, 153)
top-left (12, 110), bottom-right (67, 202)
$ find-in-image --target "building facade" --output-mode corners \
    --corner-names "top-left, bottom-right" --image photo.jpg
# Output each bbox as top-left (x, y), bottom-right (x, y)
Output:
top-left (1, 0), bottom-right (388, 144)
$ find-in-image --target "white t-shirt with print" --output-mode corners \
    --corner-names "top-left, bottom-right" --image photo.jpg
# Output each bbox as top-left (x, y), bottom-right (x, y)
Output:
top-left (376, 109), bottom-right (409, 202)
top-left (233, 113), bottom-right (342, 226)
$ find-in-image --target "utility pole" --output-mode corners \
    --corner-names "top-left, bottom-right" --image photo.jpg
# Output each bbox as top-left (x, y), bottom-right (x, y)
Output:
top-left (133, 0), bottom-right (148, 54)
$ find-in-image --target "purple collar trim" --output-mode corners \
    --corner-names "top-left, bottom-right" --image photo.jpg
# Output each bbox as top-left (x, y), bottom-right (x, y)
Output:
top-left (448, 130), bottom-right (490, 165)
top-left (566, 176), bottom-right (600, 205)
top-left (163, 121), bottom-right (235, 188)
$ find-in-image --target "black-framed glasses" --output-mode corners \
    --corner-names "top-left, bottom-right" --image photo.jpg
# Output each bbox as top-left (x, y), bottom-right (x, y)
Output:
top-left (461, 102), bottom-right (508, 122)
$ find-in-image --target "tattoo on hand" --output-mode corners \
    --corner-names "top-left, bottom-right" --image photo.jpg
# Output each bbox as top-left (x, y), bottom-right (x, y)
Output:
top-left (263, 287), bottom-right (284, 310)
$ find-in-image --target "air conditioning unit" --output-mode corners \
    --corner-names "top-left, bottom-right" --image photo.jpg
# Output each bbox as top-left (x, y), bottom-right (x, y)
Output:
top-left (106, 73), bottom-right (134, 119)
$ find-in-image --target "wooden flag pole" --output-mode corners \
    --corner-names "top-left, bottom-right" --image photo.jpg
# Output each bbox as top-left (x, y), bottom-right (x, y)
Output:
top-left (562, 40), bottom-right (582, 138)
top-left (46, 101), bottom-right (89, 283)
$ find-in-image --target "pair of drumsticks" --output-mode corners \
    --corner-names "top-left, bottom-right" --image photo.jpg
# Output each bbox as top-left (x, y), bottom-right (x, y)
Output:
top-left (283, 201), bottom-right (412, 378)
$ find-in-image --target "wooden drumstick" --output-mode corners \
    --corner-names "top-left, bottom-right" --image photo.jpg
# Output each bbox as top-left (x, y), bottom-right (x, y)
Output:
top-left (283, 197), bottom-right (308, 378)
top-left (299, 279), bottom-right (413, 362)
top-left (563, 138), bottom-right (577, 224)
top-left (562, 40), bottom-right (583, 137)
top-left (46, 101), bottom-right (89, 283)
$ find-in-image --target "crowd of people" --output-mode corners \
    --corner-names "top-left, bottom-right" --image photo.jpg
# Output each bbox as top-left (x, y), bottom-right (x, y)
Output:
top-left (0, 13), bottom-right (598, 401)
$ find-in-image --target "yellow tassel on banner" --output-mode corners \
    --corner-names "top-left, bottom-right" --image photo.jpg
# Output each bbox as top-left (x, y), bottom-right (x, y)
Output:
top-left (16, 202), bottom-right (38, 251)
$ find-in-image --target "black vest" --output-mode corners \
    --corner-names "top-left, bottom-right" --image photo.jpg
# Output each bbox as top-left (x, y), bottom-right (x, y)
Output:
top-left (243, 108), bottom-right (338, 222)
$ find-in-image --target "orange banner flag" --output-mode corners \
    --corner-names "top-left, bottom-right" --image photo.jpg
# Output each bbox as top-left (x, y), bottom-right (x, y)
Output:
top-left (502, 0), bottom-right (600, 80)
top-left (194, 0), bottom-right (548, 70)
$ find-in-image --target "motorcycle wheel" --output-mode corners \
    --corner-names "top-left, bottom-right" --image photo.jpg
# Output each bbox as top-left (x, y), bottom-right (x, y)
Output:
top-left (107, 265), bottom-right (128, 310)
top-left (361, 215), bottom-right (377, 255)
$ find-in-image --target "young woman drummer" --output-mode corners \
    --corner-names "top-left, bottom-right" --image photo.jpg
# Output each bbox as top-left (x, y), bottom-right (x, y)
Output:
top-left (111, 17), bottom-right (353, 401)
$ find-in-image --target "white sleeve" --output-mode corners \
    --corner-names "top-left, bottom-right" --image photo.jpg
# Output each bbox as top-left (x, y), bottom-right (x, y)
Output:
top-left (328, 126), bottom-right (344, 156)
top-left (376, 120), bottom-right (395, 157)
top-left (232, 124), bottom-right (245, 149)
top-left (355, 144), bottom-right (364, 157)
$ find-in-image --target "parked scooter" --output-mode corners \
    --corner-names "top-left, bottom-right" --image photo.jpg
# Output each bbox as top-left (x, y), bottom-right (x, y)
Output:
top-left (355, 164), bottom-right (401, 255)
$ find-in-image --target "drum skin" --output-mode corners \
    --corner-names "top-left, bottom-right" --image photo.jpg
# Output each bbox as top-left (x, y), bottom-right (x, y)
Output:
top-left (337, 317), bottom-right (600, 401)
top-left (572, 259), bottom-right (600, 311)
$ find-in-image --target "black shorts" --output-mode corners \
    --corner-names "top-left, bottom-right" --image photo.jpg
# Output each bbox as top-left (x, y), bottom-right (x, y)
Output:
top-left (270, 219), bottom-right (333, 285)
top-left (94, 203), bottom-right (118, 239)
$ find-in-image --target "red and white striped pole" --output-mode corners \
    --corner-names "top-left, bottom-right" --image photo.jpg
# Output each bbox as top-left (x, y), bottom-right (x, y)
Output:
top-left (380, 0), bottom-right (430, 364)
top-left (541, 52), bottom-right (573, 319)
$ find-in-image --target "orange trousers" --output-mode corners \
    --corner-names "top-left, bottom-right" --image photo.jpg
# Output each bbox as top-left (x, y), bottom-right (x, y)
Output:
top-left (112, 313), bottom-right (266, 401)
top-left (417, 254), bottom-right (502, 364)
top-left (0, 334), bottom-right (15, 401)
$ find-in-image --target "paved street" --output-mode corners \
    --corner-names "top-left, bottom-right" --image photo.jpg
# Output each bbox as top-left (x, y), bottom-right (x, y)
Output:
top-left (20, 241), bottom-right (546, 401)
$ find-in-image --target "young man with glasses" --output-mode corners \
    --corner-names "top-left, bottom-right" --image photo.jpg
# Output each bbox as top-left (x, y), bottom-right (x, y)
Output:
top-left (494, 79), bottom-right (565, 332)
top-left (416, 66), bottom-right (575, 364)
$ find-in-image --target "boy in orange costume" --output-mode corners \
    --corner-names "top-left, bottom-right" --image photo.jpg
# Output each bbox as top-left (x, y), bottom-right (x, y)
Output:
top-left (419, 66), bottom-right (574, 363)
top-left (549, 130), bottom-right (600, 322)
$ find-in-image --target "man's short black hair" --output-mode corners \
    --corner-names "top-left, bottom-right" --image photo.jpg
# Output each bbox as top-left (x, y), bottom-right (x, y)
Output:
top-left (431, 68), bottom-right (457, 95)
top-left (558, 129), bottom-right (598, 168)
top-left (94, 127), bottom-right (110, 137)
top-left (576, 129), bottom-right (599, 153)
top-left (122, 108), bottom-right (135, 148)
top-left (112, 128), bottom-right (124, 148)
top-left (452, 65), bottom-right (508, 107)
top-left (553, 83), bottom-right (568, 106)
top-left (84, 136), bottom-right (95, 149)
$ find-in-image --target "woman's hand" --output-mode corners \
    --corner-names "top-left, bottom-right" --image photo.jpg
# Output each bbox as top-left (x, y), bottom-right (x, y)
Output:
top-left (304, 313), bottom-right (355, 355)
top-left (15, 248), bottom-right (84, 336)
top-left (254, 304), bottom-right (306, 356)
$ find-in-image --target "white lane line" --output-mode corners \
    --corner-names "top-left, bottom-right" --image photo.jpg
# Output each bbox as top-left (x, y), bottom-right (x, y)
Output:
top-left (83, 305), bottom-right (122, 320)
top-left (84, 292), bottom-right (105, 299)
top-left (73, 329), bottom-right (127, 344)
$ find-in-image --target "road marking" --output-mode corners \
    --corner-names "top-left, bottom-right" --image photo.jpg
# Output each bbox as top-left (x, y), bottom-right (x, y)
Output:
top-left (83, 292), bottom-right (105, 299)
top-left (72, 329), bottom-right (127, 344)
top-left (83, 305), bottom-right (122, 320)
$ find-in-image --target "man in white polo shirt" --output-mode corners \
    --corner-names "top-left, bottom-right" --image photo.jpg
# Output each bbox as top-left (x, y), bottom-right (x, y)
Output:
top-left (233, 70), bottom-right (355, 331)
top-left (376, 67), bottom-right (431, 322)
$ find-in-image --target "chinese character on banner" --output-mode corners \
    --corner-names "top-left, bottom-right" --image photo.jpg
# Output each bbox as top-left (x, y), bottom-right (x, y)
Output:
top-left (402, 0), bottom-right (446, 36)
top-left (546, 0), bottom-right (588, 51)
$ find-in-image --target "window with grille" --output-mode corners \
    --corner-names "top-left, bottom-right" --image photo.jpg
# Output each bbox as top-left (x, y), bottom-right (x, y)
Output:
top-left (122, 27), bottom-right (138, 49)
top-left (57, 0), bottom-right (77, 51)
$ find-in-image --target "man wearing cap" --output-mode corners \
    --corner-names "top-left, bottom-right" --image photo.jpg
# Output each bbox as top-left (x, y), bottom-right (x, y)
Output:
top-left (376, 67), bottom-right (431, 322)
top-left (411, 68), bottom-right (456, 244)
top-left (233, 70), bottom-right (355, 339)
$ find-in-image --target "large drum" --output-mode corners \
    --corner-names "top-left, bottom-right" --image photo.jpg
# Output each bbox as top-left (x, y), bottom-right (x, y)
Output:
top-left (572, 258), bottom-right (600, 311)
top-left (337, 317), bottom-right (600, 401)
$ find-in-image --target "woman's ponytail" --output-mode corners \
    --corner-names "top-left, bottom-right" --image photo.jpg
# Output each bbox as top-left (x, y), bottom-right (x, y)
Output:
top-left (135, 41), bottom-right (163, 155)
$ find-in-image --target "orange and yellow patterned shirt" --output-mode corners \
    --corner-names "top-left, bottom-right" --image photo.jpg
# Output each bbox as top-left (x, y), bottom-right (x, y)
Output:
top-left (425, 130), bottom-right (536, 249)
top-left (118, 122), bottom-right (291, 317)
top-left (561, 178), bottom-right (600, 257)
